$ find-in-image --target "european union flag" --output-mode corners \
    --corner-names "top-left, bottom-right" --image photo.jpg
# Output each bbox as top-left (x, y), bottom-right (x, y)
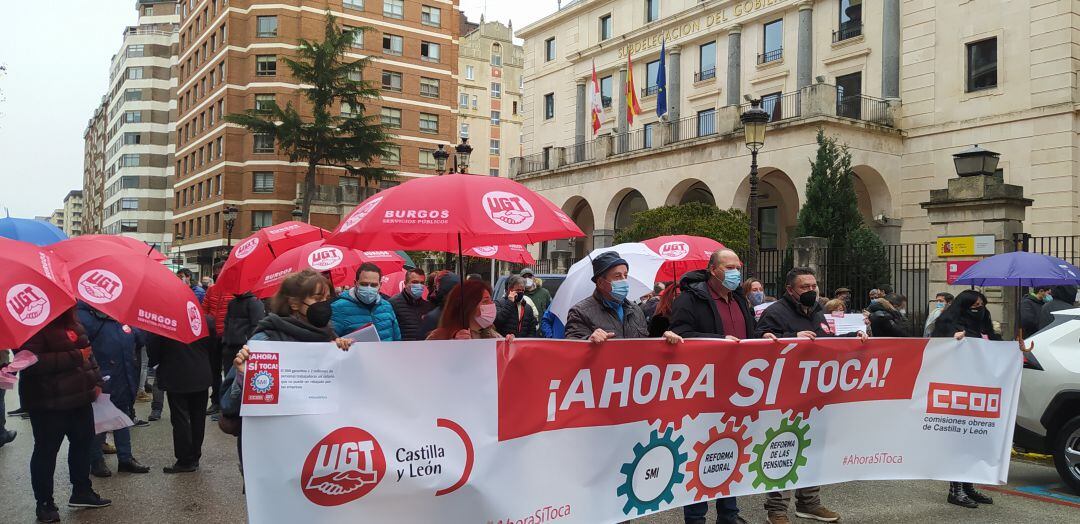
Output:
top-left (656, 39), bottom-right (668, 118)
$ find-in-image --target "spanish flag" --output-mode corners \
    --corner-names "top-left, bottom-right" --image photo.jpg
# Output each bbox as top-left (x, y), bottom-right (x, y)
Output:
top-left (626, 52), bottom-right (643, 125)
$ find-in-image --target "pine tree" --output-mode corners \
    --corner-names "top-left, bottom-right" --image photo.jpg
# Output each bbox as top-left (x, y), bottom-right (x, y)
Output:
top-left (794, 129), bottom-right (863, 249)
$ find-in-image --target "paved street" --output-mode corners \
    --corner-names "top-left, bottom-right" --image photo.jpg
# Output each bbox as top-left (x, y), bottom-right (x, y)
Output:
top-left (1, 394), bottom-right (1077, 523)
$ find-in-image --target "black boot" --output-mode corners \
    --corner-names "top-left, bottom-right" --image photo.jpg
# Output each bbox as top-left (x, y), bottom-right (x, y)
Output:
top-left (947, 481), bottom-right (978, 508)
top-left (36, 500), bottom-right (60, 523)
top-left (963, 483), bottom-right (993, 504)
top-left (91, 458), bottom-right (112, 478)
top-left (118, 457), bottom-right (151, 473)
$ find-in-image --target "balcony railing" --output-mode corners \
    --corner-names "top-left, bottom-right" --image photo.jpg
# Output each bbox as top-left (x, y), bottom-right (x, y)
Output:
top-left (520, 151), bottom-right (548, 174)
top-left (641, 85), bottom-right (659, 98)
top-left (694, 68), bottom-right (717, 82)
top-left (757, 48), bottom-right (783, 65)
top-left (833, 21), bottom-right (863, 43)
top-left (837, 93), bottom-right (890, 124)
top-left (565, 139), bottom-right (597, 165)
top-left (740, 91), bottom-right (803, 124)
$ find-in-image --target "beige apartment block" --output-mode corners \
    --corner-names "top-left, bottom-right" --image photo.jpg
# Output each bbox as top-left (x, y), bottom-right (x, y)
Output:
top-left (61, 190), bottom-right (84, 237)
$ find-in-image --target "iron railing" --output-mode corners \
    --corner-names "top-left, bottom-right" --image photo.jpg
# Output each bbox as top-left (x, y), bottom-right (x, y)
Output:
top-left (641, 85), bottom-right (659, 98)
top-left (833, 21), bottom-right (863, 43)
top-left (694, 68), bottom-right (716, 82)
top-left (666, 111), bottom-right (719, 144)
top-left (519, 151), bottom-right (548, 174)
top-left (758, 48), bottom-right (783, 64)
top-left (740, 91), bottom-right (803, 124)
top-left (1019, 235), bottom-right (1080, 266)
top-left (837, 93), bottom-right (890, 124)
top-left (566, 139), bottom-right (597, 165)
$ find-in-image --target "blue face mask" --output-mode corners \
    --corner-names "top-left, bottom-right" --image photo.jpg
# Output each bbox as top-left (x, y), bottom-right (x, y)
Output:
top-left (356, 285), bottom-right (380, 305)
top-left (609, 279), bottom-right (630, 302)
top-left (1044, 294), bottom-right (1054, 303)
top-left (722, 269), bottom-right (742, 291)
top-left (410, 283), bottom-right (425, 298)
top-left (750, 291), bottom-right (765, 306)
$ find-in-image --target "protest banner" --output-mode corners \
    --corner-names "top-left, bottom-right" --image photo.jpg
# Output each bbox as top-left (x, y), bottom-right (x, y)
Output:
top-left (242, 337), bottom-right (1020, 523)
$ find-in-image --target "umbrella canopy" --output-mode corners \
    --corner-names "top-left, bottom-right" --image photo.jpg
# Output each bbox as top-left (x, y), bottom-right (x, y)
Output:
top-left (49, 242), bottom-right (207, 344)
top-left (325, 173), bottom-right (584, 252)
top-left (954, 251), bottom-right (1080, 287)
top-left (464, 244), bottom-right (536, 265)
top-left (0, 217), bottom-right (67, 246)
top-left (215, 221), bottom-right (328, 294)
top-left (0, 238), bottom-right (76, 348)
top-left (641, 235), bottom-right (725, 282)
top-left (544, 243), bottom-right (665, 339)
top-left (253, 241), bottom-right (404, 298)
top-left (54, 235), bottom-right (167, 262)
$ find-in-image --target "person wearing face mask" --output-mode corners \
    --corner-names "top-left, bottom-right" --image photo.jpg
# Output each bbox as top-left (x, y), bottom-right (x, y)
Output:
top-left (867, 293), bottom-right (910, 337)
top-left (743, 278), bottom-right (766, 307)
top-left (564, 251), bottom-right (683, 345)
top-left (923, 292), bottom-right (953, 337)
top-left (1020, 286), bottom-right (1052, 336)
top-left (1037, 285), bottom-right (1077, 331)
top-left (520, 268), bottom-right (552, 320)
top-left (389, 268), bottom-right (432, 341)
top-left (426, 280), bottom-right (504, 340)
top-left (495, 276), bottom-right (539, 337)
top-left (331, 263), bottom-right (402, 342)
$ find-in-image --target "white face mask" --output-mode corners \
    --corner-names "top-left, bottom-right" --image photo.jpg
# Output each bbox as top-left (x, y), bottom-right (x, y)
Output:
top-left (475, 303), bottom-right (497, 328)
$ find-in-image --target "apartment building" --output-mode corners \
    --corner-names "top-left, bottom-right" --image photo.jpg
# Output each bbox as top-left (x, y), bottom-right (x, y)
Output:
top-left (82, 97), bottom-right (108, 235)
top-left (62, 190), bottom-right (84, 237)
top-left (457, 17), bottom-right (524, 177)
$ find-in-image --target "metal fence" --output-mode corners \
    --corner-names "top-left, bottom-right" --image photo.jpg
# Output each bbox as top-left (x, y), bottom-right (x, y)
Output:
top-left (520, 151), bottom-right (547, 174)
top-left (837, 94), bottom-right (890, 125)
top-left (1019, 235), bottom-right (1080, 265)
top-left (565, 139), bottom-right (597, 165)
top-left (667, 111), bottom-right (718, 144)
top-left (832, 21), bottom-right (863, 43)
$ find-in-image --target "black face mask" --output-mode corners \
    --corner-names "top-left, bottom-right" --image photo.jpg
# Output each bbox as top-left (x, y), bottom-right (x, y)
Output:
top-left (967, 307), bottom-right (984, 318)
top-left (512, 292), bottom-right (524, 303)
top-left (304, 300), bottom-right (333, 328)
top-left (798, 290), bottom-right (818, 308)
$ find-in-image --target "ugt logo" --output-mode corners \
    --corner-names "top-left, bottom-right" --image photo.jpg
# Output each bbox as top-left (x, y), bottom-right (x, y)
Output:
top-left (234, 237), bottom-right (260, 259)
top-left (471, 245), bottom-right (500, 257)
top-left (187, 301), bottom-right (204, 337)
top-left (5, 284), bottom-right (51, 327)
top-left (657, 241), bottom-right (691, 260)
top-left (78, 269), bottom-right (124, 304)
top-left (482, 191), bottom-right (535, 232)
top-left (308, 247), bottom-right (344, 271)
top-left (301, 427), bottom-right (386, 506)
top-left (341, 196), bottom-right (384, 231)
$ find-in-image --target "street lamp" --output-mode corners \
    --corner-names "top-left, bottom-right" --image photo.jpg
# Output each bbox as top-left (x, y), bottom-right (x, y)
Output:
top-left (453, 137), bottom-right (473, 174)
top-left (291, 206), bottom-right (303, 220)
top-left (174, 233), bottom-right (185, 266)
top-left (953, 144), bottom-right (1000, 177)
top-left (740, 98), bottom-right (770, 278)
top-left (433, 144), bottom-right (450, 175)
top-left (223, 204), bottom-right (239, 249)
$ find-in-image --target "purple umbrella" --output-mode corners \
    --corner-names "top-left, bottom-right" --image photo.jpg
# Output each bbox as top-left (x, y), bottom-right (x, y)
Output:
top-left (954, 251), bottom-right (1080, 287)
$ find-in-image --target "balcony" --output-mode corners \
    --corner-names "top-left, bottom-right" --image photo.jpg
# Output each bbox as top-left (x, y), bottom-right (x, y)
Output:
top-left (694, 68), bottom-right (716, 82)
top-left (833, 21), bottom-right (863, 43)
top-left (757, 48), bottom-right (783, 65)
top-left (641, 85), bottom-right (659, 98)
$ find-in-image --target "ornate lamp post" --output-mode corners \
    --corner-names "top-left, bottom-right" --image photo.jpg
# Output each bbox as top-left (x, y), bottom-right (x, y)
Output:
top-left (740, 98), bottom-right (770, 278)
top-left (953, 144), bottom-right (1000, 177)
top-left (433, 144), bottom-right (450, 175)
top-left (173, 233), bottom-right (185, 266)
top-left (453, 137), bottom-right (473, 174)
top-left (291, 206), bottom-right (303, 220)
top-left (223, 204), bottom-right (239, 250)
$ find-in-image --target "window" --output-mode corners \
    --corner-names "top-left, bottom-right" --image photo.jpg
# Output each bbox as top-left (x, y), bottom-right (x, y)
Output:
top-left (698, 41), bottom-right (716, 81)
top-left (465, 65), bottom-right (475, 80)
top-left (344, 0), bottom-right (363, 10)
top-left (460, 123), bottom-right (469, 138)
top-left (836, 0), bottom-right (864, 42)
top-left (761, 19), bottom-right (783, 63)
top-left (124, 88), bottom-right (142, 101)
top-left (697, 108), bottom-right (716, 136)
top-left (421, 41), bottom-right (440, 62)
top-left (256, 16), bottom-right (277, 37)
top-left (144, 5), bottom-right (154, 16)
top-left (123, 133), bottom-right (141, 145)
top-left (348, 69), bottom-right (362, 82)
top-left (762, 91), bottom-right (783, 121)
top-left (491, 82), bottom-right (501, 99)
top-left (121, 176), bottom-right (139, 189)
top-left (341, 102), bottom-right (355, 116)
top-left (382, 34), bottom-right (403, 55)
top-left (644, 122), bottom-right (655, 148)
top-left (600, 75), bottom-right (613, 107)
top-left (835, 72), bottom-right (863, 118)
top-left (645, 60), bottom-right (660, 95)
top-left (252, 211), bottom-right (273, 230)
top-left (544, 38), bottom-right (556, 61)
top-left (491, 43), bottom-right (502, 66)
top-left (381, 70), bottom-right (402, 91)
top-left (421, 5), bottom-right (441, 27)
top-left (380, 107), bottom-right (402, 128)
top-left (216, 137), bottom-right (224, 158)
top-left (490, 110), bottom-right (501, 125)
top-left (347, 27), bottom-right (364, 48)
top-left (127, 67), bottom-right (144, 80)
top-left (459, 92), bottom-right (469, 109)
top-left (420, 77), bottom-right (440, 98)
top-left (544, 93), bottom-right (555, 119)
top-left (253, 172), bottom-right (274, 193)
top-left (384, 0), bottom-right (404, 19)
top-left (513, 100), bottom-right (518, 114)
top-left (419, 113), bottom-right (439, 134)
top-left (600, 14), bottom-right (613, 41)
top-left (489, 169), bottom-right (500, 177)
top-left (120, 220), bottom-right (139, 233)
top-left (254, 93), bottom-right (276, 113)
top-left (490, 139), bottom-right (500, 155)
top-left (256, 55), bottom-right (277, 76)
top-left (126, 45), bottom-right (144, 58)
top-left (472, 95), bottom-right (478, 109)
top-left (382, 145), bottom-right (401, 166)
top-left (966, 38), bottom-right (997, 92)
top-left (419, 149), bottom-right (437, 169)
top-left (646, 0), bottom-right (660, 23)
top-left (253, 133), bottom-right (274, 153)
top-left (121, 198), bottom-right (139, 210)
top-left (120, 154), bottom-right (140, 167)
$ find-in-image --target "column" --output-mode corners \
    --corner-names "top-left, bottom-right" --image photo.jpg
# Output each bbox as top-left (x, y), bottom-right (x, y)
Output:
top-left (575, 78), bottom-right (587, 146)
top-left (668, 45), bottom-right (682, 122)
top-left (797, 1), bottom-right (814, 89)
top-left (882, 0), bottom-right (900, 98)
top-left (726, 25), bottom-right (742, 107)
top-left (617, 66), bottom-right (628, 135)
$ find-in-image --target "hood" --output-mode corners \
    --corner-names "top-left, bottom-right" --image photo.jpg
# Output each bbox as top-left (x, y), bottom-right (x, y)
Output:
top-left (1052, 285), bottom-right (1078, 304)
top-left (678, 269), bottom-right (710, 289)
top-left (232, 291), bottom-right (257, 300)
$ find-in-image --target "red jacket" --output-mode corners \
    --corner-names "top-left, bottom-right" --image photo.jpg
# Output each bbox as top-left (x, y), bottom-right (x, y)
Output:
top-left (203, 284), bottom-right (232, 336)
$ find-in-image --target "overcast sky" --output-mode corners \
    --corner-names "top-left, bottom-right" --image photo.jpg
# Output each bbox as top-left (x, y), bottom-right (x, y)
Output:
top-left (0, 0), bottom-right (557, 219)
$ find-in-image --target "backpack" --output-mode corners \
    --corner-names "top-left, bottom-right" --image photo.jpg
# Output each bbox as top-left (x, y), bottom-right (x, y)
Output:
top-left (223, 294), bottom-right (265, 347)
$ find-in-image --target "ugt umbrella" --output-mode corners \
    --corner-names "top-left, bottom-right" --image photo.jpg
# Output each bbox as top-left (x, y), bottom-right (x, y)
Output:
top-left (55, 235), bottom-right (167, 262)
top-left (953, 251), bottom-right (1080, 287)
top-left (49, 242), bottom-right (207, 344)
top-left (0, 216), bottom-right (68, 246)
top-left (215, 221), bottom-right (328, 294)
top-left (464, 244), bottom-right (536, 265)
top-left (253, 241), bottom-right (404, 298)
top-left (641, 235), bottom-right (725, 282)
top-left (0, 238), bottom-right (76, 348)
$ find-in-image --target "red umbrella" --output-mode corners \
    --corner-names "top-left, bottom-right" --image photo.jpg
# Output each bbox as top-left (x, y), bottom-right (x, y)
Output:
top-left (641, 235), bottom-right (726, 282)
top-left (215, 221), bottom-right (328, 294)
top-left (0, 238), bottom-right (76, 348)
top-left (49, 242), bottom-right (207, 344)
top-left (326, 173), bottom-right (584, 252)
top-left (464, 244), bottom-right (536, 265)
top-left (252, 241), bottom-right (404, 298)
top-left (59, 235), bottom-right (167, 262)
top-left (380, 270), bottom-right (429, 299)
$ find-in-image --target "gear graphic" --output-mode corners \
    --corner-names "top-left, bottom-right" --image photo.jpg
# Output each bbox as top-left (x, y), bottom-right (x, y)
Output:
top-left (616, 427), bottom-right (688, 515)
top-left (748, 415), bottom-right (811, 491)
top-left (685, 420), bottom-right (752, 501)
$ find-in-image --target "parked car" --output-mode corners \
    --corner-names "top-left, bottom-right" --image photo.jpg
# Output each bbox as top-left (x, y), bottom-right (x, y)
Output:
top-left (1015, 307), bottom-right (1080, 493)
top-left (493, 274), bottom-right (566, 302)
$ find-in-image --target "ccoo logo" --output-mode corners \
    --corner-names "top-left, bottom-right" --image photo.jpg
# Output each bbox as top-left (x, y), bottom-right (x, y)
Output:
top-left (301, 427), bottom-right (386, 506)
top-left (471, 245), bottom-right (499, 257)
top-left (308, 247), bottom-right (345, 271)
top-left (78, 269), bottom-right (124, 304)
top-left (482, 191), bottom-right (535, 232)
top-left (5, 284), bottom-right (51, 327)
top-left (235, 237), bottom-right (260, 260)
top-left (187, 301), bottom-right (204, 337)
top-left (342, 197), bottom-right (384, 232)
top-left (658, 241), bottom-right (691, 260)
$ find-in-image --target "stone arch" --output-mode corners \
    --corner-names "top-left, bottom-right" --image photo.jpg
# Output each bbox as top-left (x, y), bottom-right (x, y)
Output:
top-left (850, 165), bottom-right (893, 222)
top-left (562, 196), bottom-right (595, 260)
top-left (665, 178), bottom-right (716, 206)
top-left (730, 168), bottom-right (801, 249)
top-left (606, 188), bottom-right (649, 234)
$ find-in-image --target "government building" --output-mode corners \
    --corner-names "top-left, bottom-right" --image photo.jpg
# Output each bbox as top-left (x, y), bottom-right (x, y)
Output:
top-left (513, 0), bottom-right (1079, 262)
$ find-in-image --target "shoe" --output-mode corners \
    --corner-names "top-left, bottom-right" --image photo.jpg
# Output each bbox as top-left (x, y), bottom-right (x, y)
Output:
top-left (947, 482), bottom-right (979, 508)
top-left (68, 490), bottom-right (111, 508)
top-left (132, 418), bottom-right (150, 428)
top-left (101, 441), bottom-right (116, 454)
top-left (91, 458), bottom-right (112, 478)
top-left (36, 500), bottom-right (60, 523)
top-left (163, 462), bottom-right (199, 474)
top-left (210, 413), bottom-right (220, 422)
top-left (766, 513), bottom-right (791, 524)
top-left (794, 505), bottom-right (840, 522)
top-left (962, 483), bottom-right (993, 504)
top-left (7, 406), bottom-right (27, 416)
top-left (144, 382), bottom-right (153, 394)
top-left (148, 409), bottom-right (162, 421)
top-left (136, 390), bottom-right (151, 403)
top-left (118, 458), bottom-right (151, 474)
top-left (722, 517), bottom-right (749, 524)
top-left (206, 403), bottom-right (221, 415)
top-left (0, 429), bottom-right (16, 447)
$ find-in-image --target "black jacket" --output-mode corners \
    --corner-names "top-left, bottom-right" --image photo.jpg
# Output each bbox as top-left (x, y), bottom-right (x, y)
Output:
top-left (1019, 294), bottom-right (1045, 336)
top-left (419, 273), bottom-right (462, 340)
top-left (17, 311), bottom-right (103, 411)
top-left (390, 291), bottom-right (432, 341)
top-left (931, 306), bottom-right (999, 340)
top-left (1037, 285), bottom-right (1078, 331)
top-left (223, 292), bottom-right (266, 347)
top-left (867, 300), bottom-right (909, 337)
top-left (648, 314), bottom-right (670, 337)
top-left (147, 330), bottom-right (214, 394)
top-left (494, 296), bottom-right (538, 337)
top-left (670, 270), bottom-right (756, 339)
top-left (250, 314), bottom-right (336, 342)
top-left (755, 294), bottom-right (832, 338)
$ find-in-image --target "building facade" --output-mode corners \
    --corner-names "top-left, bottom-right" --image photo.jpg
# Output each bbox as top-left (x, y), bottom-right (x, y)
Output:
top-left (62, 190), bottom-right (84, 237)
top-left (99, 0), bottom-right (179, 248)
top-left (458, 17), bottom-right (524, 177)
top-left (82, 97), bottom-right (109, 235)
top-left (48, 209), bottom-right (65, 232)
top-left (514, 0), bottom-right (1080, 261)
top-left (171, 0), bottom-right (461, 272)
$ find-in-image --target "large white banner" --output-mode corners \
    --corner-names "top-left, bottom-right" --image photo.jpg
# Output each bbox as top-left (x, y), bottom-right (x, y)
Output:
top-left (242, 337), bottom-right (1021, 523)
